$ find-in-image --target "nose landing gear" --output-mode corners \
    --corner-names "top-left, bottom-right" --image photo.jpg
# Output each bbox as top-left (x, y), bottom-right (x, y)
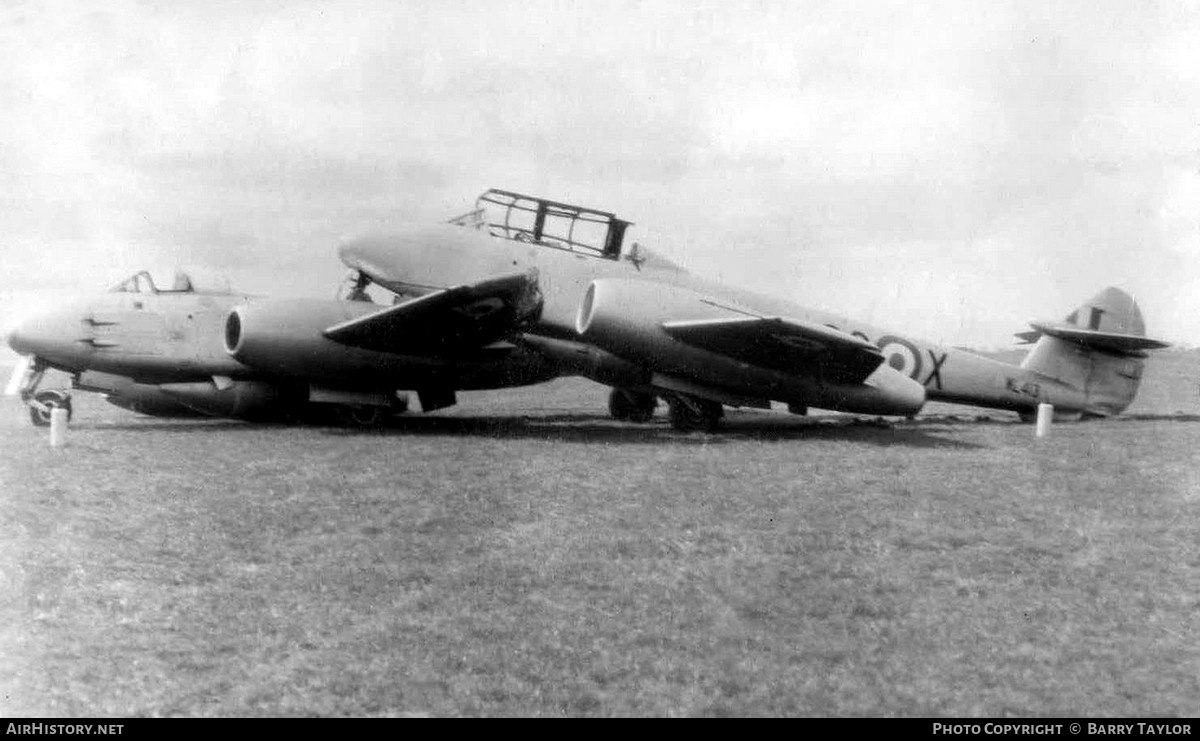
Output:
top-left (9, 359), bottom-right (73, 427)
top-left (28, 389), bottom-right (73, 428)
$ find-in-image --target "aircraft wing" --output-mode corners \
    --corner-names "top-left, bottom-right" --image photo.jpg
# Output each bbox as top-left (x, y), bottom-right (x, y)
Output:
top-left (323, 270), bottom-right (542, 356)
top-left (662, 316), bottom-right (885, 384)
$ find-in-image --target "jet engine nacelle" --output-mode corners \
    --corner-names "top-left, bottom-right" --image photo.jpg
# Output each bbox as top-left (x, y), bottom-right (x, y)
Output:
top-left (71, 372), bottom-right (211, 418)
top-left (517, 335), bottom-right (650, 390)
top-left (576, 279), bottom-right (925, 416)
top-left (157, 379), bottom-right (306, 420)
top-left (225, 299), bottom-right (434, 383)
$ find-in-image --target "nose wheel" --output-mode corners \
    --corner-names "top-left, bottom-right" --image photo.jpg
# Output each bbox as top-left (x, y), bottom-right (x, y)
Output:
top-left (29, 390), bottom-right (73, 428)
top-left (9, 359), bottom-right (72, 428)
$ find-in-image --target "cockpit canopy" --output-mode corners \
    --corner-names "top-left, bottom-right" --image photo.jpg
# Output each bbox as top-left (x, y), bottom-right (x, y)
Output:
top-left (449, 188), bottom-right (636, 261)
top-left (108, 269), bottom-right (233, 294)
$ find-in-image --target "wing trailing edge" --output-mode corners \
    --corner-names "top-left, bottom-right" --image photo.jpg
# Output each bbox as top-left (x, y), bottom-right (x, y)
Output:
top-left (661, 315), bottom-right (885, 384)
top-left (323, 269), bottom-right (542, 356)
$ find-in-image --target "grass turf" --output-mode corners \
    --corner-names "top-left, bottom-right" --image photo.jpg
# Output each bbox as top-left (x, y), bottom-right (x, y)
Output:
top-left (1, 353), bottom-right (1199, 716)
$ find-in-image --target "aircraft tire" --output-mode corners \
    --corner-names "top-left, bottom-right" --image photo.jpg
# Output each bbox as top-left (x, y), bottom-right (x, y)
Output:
top-left (608, 388), bottom-right (657, 423)
top-left (336, 405), bottom-right (387, 428)
top-left (667, 396), bottom-right (722, 432)
top-left (29, 391), bottom-right (72, 428)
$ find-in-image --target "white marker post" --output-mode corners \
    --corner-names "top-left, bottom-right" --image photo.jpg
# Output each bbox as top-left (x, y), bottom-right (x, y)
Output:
top-left (1035, 403), bottom-right (1053, 438)
top-left (49, 407), bottom-right (68, 447)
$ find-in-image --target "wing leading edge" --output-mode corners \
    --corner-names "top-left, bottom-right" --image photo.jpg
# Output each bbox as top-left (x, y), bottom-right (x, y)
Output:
top-left (323, 270), bottom-right (543, 356)
top-left (661, 315), bottom-right (885, 384)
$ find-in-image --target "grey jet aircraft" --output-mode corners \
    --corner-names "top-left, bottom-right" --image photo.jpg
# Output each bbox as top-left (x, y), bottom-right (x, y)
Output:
top-left (5, 268), bottom-right (558, 426)
top-left (326, 188), bottom-right (1169, 431)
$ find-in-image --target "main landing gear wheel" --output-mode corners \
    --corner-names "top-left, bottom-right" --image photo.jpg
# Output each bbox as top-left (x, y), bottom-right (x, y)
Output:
top-left (608, 388), bottom-right (657, 423)
top-left (666, 395), bottom-right (723, 432)
top-left (336, 405), bottom-right (387, 428)
top-left (29, 390), bottom-right (72, 428)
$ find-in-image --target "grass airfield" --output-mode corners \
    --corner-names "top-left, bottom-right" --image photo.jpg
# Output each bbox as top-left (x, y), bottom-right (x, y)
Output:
top-left (1, 352), bottom-right (1199, 716)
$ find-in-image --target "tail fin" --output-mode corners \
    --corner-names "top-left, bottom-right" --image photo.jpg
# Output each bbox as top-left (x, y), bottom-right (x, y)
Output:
top-left (1017, 287), bottom-right (1169, 416)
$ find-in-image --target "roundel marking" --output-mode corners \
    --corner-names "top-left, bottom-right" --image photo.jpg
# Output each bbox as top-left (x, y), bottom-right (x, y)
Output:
top-left (875, 335), bottom-right (922, 380)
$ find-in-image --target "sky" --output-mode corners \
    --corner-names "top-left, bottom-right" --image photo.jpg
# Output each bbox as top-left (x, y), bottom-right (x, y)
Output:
top-left (2, 0), bottom-right (1199, 353)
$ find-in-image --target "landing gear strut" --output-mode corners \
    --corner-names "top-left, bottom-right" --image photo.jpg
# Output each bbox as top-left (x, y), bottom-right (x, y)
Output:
top-left (11, 359), bottom-right (74, 428)
top-left (608, 388), bottom-right (657, 423)
top-left (666, 394), bottom-right (723, 432)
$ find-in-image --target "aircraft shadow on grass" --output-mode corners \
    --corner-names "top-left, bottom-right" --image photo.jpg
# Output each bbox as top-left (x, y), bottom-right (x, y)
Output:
top-left (1120, 413), bottom-right (1200, 422)
top-left (322, 413), bottom-right (990, 449)
top-left (74, 410), bottom-right (1200, 447)
top-left (80, 412), bottom-right (984, 448)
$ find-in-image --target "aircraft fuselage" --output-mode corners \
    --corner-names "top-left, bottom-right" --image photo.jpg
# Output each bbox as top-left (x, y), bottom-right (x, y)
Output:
top-left (341, 224), bottom-right (1103, 417)
top-left (6, 277), bottom-right (561, 423)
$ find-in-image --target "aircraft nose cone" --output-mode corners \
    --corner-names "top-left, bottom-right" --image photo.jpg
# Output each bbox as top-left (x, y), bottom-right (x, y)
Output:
top-left (337, 234), bottom-right (404, 282)
top-left (338, 227), bottom-right (456, 278)
top-left (6, 307), bottom-right (88, 362)
top-left (339, 224), bottom-right (516, 291)
top-left (7, 320), bottom-right (33, 355)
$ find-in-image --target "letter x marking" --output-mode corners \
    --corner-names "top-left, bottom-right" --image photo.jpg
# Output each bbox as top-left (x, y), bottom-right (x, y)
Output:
top-left (924, 351), bottom-right (948, 390)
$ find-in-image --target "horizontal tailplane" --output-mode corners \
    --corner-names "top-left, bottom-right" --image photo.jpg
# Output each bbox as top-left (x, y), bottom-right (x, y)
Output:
top-left (1022, 322), bottom-right (1169, 356)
